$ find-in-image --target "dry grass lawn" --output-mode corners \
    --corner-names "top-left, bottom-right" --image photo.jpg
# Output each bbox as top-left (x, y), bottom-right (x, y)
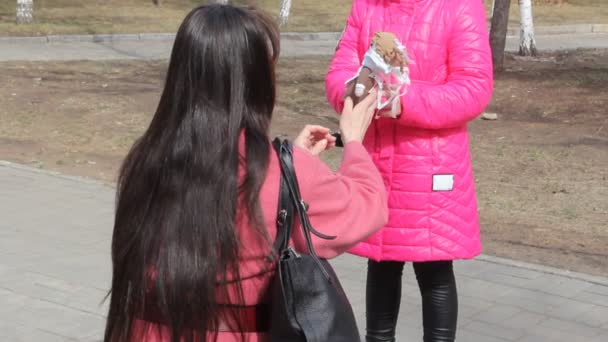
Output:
top-left (0, 0), bottom-right (605, 36)
top-left (485, 0), bottom-right (608, 26)
top-left (0, 50), bottom-right (607, 276)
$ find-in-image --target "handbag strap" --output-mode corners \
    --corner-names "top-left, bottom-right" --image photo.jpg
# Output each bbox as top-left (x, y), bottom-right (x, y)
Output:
top-left (272, 138), bottom-right (295, 254)
top-left (271, 138), bottom-right (337, 279)
top-left (276, 139), bottom-right (337, 235)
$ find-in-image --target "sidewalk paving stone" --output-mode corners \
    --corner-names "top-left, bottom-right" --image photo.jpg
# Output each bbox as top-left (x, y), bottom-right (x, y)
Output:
top-left (2, 148), bottom-right (608, 342)
top-left (1, 33), bottom-right (607, 62)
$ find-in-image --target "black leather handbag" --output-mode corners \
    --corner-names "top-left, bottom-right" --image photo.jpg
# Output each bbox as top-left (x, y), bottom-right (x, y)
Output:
top-left (268, 138), bottom-right (361, 342)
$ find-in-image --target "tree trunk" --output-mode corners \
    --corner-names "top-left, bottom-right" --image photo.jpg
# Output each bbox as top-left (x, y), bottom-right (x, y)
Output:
top-left (279, 0), bottom-right (292, 25)
top-left (490, 0), bottom-right (511, 71)
top-left (16, 0), bottom-right (34, 24)
top-left (518, 0), bottom-right (537, 56)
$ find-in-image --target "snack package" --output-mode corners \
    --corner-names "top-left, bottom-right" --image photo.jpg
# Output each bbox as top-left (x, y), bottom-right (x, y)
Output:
top-left (345, 32), bottom-right (410, 118)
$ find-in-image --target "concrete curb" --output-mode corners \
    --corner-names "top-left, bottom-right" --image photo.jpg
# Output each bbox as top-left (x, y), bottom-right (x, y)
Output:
top-left (2, 159), bottom-right (608, 286)
top-left (0, 33), bottom-right (176, 44)
top-left (506, 23), bottom-right (608, 36)
top-left (592, 23), bottom-right (608, 33)
top-left (281, 32), bottom-right (342, 41)
top-left (0, 160), bottom-right (115, 189)
top-left (0, 24), bottom-right (606, 44)
top-left (0, 32), bottom-right (342, 44)
top-left (477, 255), bottom-right (608, 287)
top-left (47, 33), bottom-right (141, 43)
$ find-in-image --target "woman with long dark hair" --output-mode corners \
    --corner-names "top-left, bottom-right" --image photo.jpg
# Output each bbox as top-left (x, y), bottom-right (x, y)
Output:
top-left (104, 4), bottom-right (388, 342)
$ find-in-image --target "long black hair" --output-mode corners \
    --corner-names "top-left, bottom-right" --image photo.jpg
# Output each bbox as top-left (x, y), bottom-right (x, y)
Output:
top-left (104, 4), bottom-right (280, 342)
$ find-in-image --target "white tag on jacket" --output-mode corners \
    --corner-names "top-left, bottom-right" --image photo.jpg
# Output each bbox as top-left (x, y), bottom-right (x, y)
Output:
top-left (433, 174), bottom-right (454, 191)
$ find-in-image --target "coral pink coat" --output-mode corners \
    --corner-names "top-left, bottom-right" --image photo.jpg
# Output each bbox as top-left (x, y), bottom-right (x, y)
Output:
top-left (131, 142), bottom-right (388, 341)
top-left (326, 0), bottom-right (494, 262)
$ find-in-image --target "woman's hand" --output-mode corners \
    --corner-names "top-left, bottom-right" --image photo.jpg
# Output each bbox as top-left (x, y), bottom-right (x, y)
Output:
top-left (294, 125), bottom-right (337, 156)
top-left (340, 88), bottom-right (378, 144)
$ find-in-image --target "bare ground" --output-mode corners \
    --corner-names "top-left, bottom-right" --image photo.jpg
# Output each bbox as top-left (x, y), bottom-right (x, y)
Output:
top-left (0, 50), bottom-right (606, 276)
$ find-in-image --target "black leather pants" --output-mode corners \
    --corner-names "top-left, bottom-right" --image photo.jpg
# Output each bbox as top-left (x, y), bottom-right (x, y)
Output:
top-left (365, 260), bottom-right (458, 342)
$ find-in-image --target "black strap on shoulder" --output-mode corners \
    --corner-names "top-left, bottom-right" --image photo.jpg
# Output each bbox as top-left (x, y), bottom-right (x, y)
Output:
top-left (272, 138), bottom-right (294, 255)
top-left (272, 138), bottom-right (337, 259)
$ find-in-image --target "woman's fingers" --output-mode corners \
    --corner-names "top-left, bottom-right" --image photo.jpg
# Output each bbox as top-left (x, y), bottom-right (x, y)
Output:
top-left (343, 97), bottom-right (354, 115)
top-left (310, 139), bottom-right (329, 155)
top-left (324, 132), bottom-right (337, 142)
top-left (294, 125), bottom-right (335, 155)
top-left (307, 125), bottom-right (331, 134)
top-left (359, 87), bottom-right (378, 111)
top-left (339, 88), bottom-right (378, 144)
top-left (300, 124), bottom-right (329, 137)
top-left (296, 125), bottom-right (329, 142)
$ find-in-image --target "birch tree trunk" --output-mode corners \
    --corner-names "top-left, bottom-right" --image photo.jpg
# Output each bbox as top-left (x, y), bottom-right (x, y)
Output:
top-left (518, 0), bottom-right (537, 56)
top-left (279, 0), bottom-right (292, 25)
top-left (16, 0), bottom-right (34, 24)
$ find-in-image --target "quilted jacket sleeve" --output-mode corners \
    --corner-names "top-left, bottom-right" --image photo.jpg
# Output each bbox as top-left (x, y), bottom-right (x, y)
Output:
top-left (398, 0), bottom-right (493, 129)
top-left (325, 0), bottom-right (364, 114)
top-left (290, 142), bottom-right (388, 259)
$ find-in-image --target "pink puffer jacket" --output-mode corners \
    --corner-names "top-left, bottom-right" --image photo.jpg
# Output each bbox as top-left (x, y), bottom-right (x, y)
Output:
top-left (326, 0), bottom-right (493, 262)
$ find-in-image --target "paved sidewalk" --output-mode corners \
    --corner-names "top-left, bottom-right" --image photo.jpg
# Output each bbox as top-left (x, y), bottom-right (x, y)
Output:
top-left (0, 32), bottom-right (607, 62)
top-left (1, 161), bottom-right (607, 341)
top-left (0, 34), bottom-right (340, 61)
